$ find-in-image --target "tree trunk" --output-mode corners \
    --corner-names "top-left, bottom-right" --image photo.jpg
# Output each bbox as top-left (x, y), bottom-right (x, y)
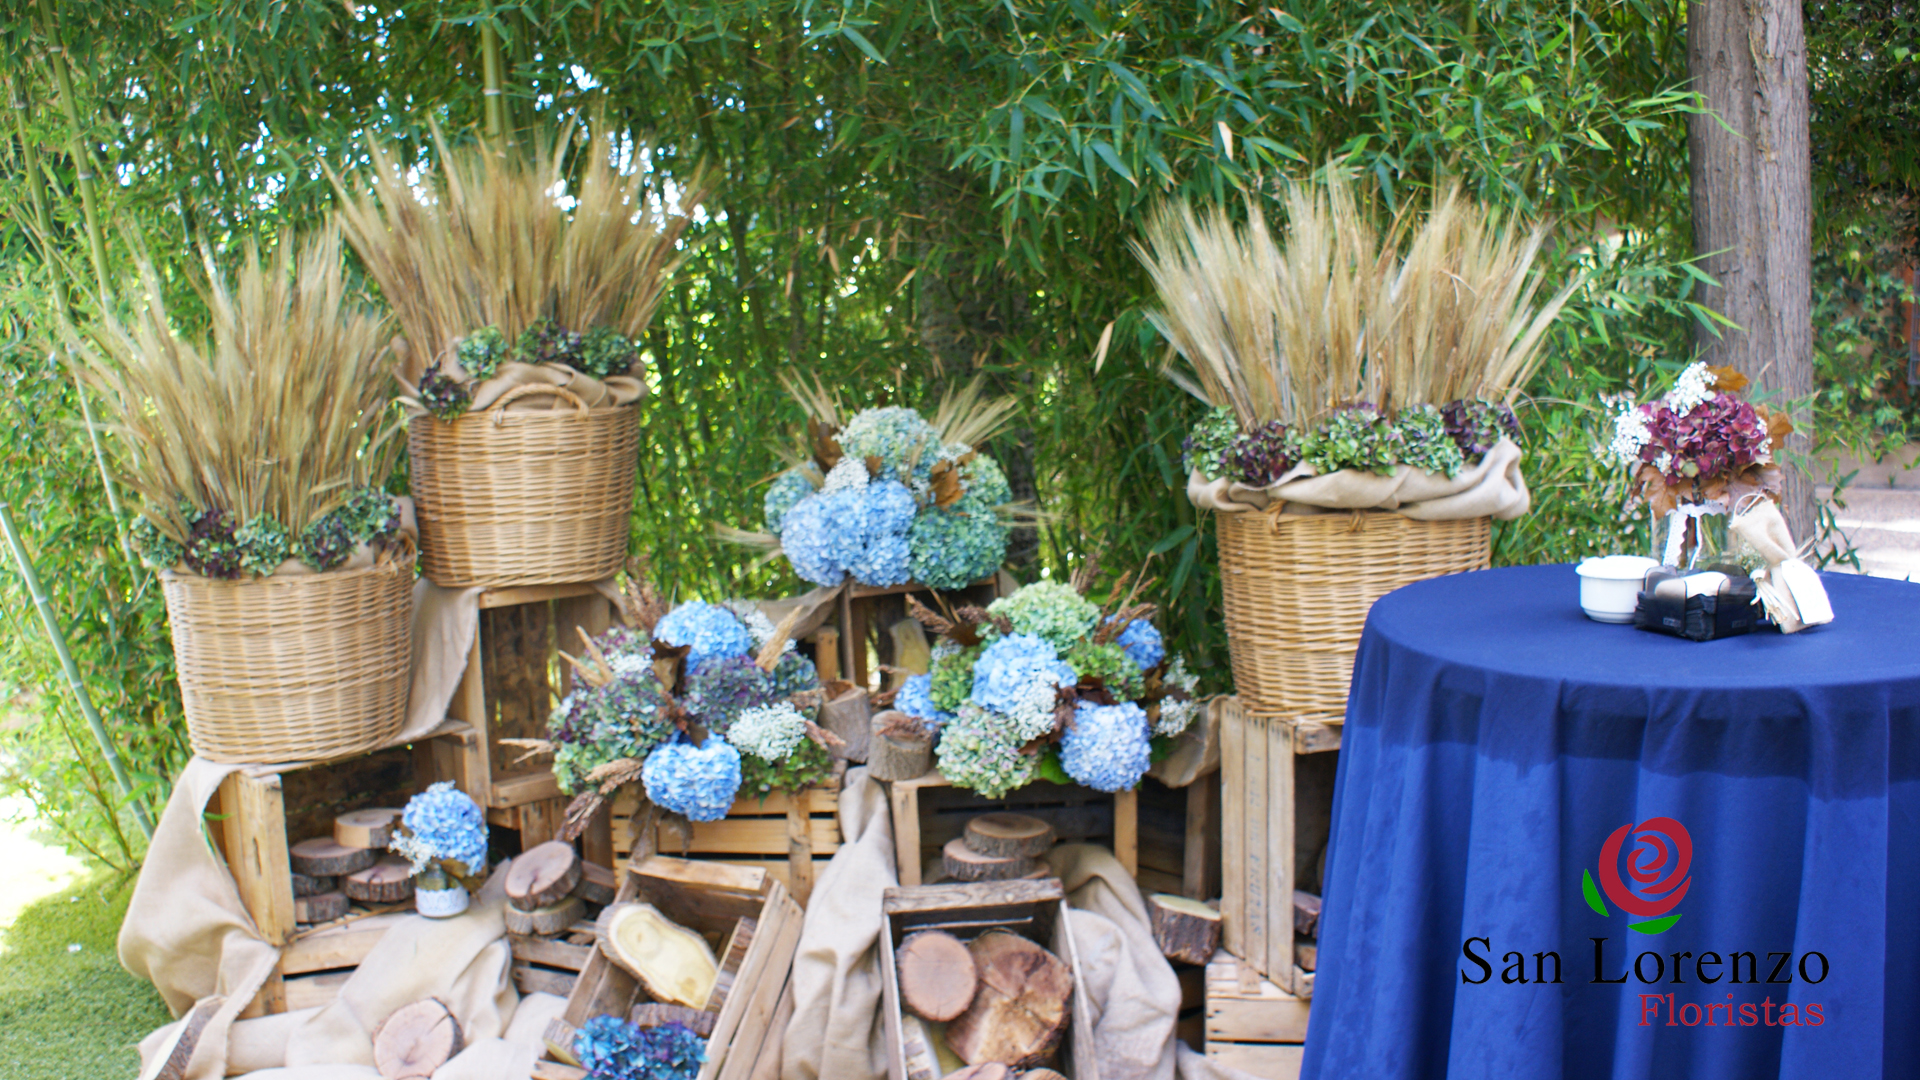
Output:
top-left (1687, 0), bottom-right (1816, 542)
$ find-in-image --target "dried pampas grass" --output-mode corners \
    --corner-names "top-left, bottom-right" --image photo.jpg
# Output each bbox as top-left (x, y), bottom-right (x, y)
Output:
top-left (330, 122), bottom-right (710, 382)
top-left (72, 228), bottom-right (400, 542)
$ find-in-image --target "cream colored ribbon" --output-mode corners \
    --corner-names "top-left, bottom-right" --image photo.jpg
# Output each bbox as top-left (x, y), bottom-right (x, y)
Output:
top-left (1729, 497), bottom-right (1834, 634)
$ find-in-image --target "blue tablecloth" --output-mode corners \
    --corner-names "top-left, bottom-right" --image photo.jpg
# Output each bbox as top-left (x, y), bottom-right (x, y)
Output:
top-left (1301, 564), bottom-right (1920, 1080)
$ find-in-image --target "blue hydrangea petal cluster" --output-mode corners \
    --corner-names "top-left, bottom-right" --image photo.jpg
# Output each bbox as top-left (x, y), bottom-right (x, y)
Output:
top-left (730, 703), bottom-right (810, 762)
top-left (574, 1015), bottom-right (706, 1080)
top-left (654, 602), bottom-right (755, 673)
top-left (960, 454), bottom-right (1014, 505)
top-left (986, 582), bottom-right (1101, 652)
top-left (838, 406), bottom-right (941, 478)
top-left (766, 650), bottom-right (821, 701)
top-left (643, 737), bottom-right (742, 821)
top-left (1061, 701), bottom-right (1152, 793)
top-left (821, 457), bottom-right (872, 494)
top-left (1112, 618), bottom-right (1166, 671)
top-left (907, 501), bottom-right (1009, 590)
top-left (399, 781), bottom-right (489, 875)
top-left (779, 488), bottom-right (870, 586)
top-left (763, 470), bottom-right (817, 536)
top-left (851, 531), bottom-right (912, 586)
top-left (969, 634), bottom-right (1076, 718)
top-left (893, 673), bottom-right (955, 734)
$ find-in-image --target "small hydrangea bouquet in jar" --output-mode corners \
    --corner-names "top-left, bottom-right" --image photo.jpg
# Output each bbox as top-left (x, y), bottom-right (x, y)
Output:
top-left (1603, 362), bottom-right (1793, 567)
top-left (889, 569), bottom-right (1201, 797)
top-left (389, 782), bottom-right (490, 917)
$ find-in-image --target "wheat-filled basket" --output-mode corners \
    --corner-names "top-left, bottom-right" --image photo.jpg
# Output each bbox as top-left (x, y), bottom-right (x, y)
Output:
top-left (1216, 509), bottom-right (1491, 717)
top-left (163, 553), bottom-right (413, 763)
top-left (408, 384), bottom-right (640, 586)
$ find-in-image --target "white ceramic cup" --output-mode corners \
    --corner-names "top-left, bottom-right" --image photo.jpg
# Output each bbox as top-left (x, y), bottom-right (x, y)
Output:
top-left (1575, 555), bottom-right (1661, 623)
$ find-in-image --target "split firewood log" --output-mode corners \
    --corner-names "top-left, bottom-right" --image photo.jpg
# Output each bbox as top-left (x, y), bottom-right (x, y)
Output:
top-left (945, 1064), bottom-right (1014, 1080)
top-left (1295, 939), bottom-right (1318, 972)
top-left (818, 682), bottom-right (872, 763)
top-left (503, 895), bottom-right (585, 937)
top-left (1149, 893), bottom-right (1223, 967)
top-left (371, 998), bottom-right (462, 1080)
top-left (1020, 1070), bottom-right (1069, 1080)
top-left (291, 872), bottom-right (336, 897)
top-left (963, 814), bottom-right (1056, 860)
top-left (629, 1002), bottom-right (717, 1037)
top-left (290, 837), bottom-right (376, 877)
top-left (596, 902), bottom-right (719, 1008)
top-left (866, 711), bottom-right (933, 781)
top-left (896, 929), bottom-right (978, 1022)
top-left (942, 839), bottom-right (1034, 883)
top-left (1294, 890), bottom-right (1323, 939)
top-left (898, 1014), bottom-right (943, 1080)
top-left (946, 930), bottom-right (1073, 1069)
top-left (572, 860), bottom-right (618, 905)
top-left (343, 857), bottom-right (415, 904)
top-left (703, 917), bottom-right (756, 1015)
top-left (506, 841), bottom-right (582, 912)
top-left (294, 890), bottom-right (350, 924)
top-left (334, 807), bottom-right (401, 849)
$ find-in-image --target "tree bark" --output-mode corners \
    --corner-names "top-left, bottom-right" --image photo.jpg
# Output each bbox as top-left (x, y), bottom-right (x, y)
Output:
top-left (1688, 0), bottom-right (1816, 542)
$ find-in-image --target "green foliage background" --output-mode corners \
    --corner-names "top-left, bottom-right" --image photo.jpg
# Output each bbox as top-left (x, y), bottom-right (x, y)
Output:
top-left (0, 0), bottom-right (1913, 864)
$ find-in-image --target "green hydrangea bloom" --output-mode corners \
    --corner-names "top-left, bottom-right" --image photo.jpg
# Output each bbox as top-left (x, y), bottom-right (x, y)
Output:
top-left (738, 735), bottom-right (834, 797)
top-left (130, 514), bottom-right (183, 570)
top-left (455, 326), bottom-right (509, 381)
top-left (235, 515), bottom-right (291, 577)
top-left (1396, 404), bottom-right (1466, 478)
top-left (1298, 406), bottom-right (1403, 476)
top-left (1183, 406), bottom-right (1240, 480)
top-left (985, 581), bottom-right (1101, 653)
top-left (907, 495), bottom-right (1008, 590)
top-left (936, 704), bottom-right (1038, 797)
top-left (929, 643), bottom-right (982, 714)
top-left (1064, 639), bottom-right (1144, 700)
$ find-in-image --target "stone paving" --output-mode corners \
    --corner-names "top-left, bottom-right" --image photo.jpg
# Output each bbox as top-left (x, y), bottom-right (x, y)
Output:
top-left (1817, 447), bottom-right (1920, 581)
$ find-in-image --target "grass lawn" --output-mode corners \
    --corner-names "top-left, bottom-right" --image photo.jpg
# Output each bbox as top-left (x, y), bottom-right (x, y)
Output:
top-left (0, 871), bottom-right (173, 1079)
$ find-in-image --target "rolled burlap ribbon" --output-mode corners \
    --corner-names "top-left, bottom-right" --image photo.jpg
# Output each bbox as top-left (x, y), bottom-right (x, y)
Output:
top-left (1729, 497), bottom-right (1833, 634)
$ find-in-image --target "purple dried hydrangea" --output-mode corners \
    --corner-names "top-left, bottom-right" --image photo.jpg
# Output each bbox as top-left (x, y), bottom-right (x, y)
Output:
top-left (680, 654), bottom-right (778, 738)
top-left (1441, 399), bottom-right (1521, 462)
top-left (417, 361), bottom-right (472, 421)
top-left (1225, 419), bottom-right (1299, 486)
top-left (183, 509), bottom-right (243, 579)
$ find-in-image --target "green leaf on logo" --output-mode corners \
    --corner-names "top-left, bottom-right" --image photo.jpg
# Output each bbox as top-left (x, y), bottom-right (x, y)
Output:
top-left (1629, 914), bottom-right (1683, 935)
top-left (1581, 869), bottom-right (1610, 918)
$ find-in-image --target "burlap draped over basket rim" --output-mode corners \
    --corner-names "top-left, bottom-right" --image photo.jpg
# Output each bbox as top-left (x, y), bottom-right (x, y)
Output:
top-left (408, 378), bottom-right (640, 587)
top-left (162, 547), bottom-right (414, 764)
top-left (1187, 435), bottom-right (1532, 521)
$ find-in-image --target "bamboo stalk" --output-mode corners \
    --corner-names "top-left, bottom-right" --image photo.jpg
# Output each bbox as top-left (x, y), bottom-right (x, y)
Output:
top-left (0, 502), bottom-right (153, 839)
top-left (482, 21), bottom-right (506, 140)
top-left (38, 4), bottom-right (111, 301)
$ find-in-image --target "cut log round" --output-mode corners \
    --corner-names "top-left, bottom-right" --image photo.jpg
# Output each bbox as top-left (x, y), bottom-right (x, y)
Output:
top-left (1019, 1070), bottom-right (1069, 1080)
top-left (896, 930), bottom-right (978, 1022)
top-left (506, 841), bottom-right (582, 912)
top-left (290, 837), bottom-right (376, 878)
top-left (294, 890), bottom-right (350, 924)
top-left (1149, 893), bottom-right (1223, 968)
top-left (946, 1064), bottom-right (1014, 1080)
top-left (334, 807), bottom-right (401, 849)
top-left (704, 917), bottom-right (757, 1016)
top-left (866, 723), bottom-right (933, 782)
top-left (595, 901), bottom-right (719, 1008)
top-left (964, 814), bottom-right (1056, 860)
top-left (343, 857), bottom-right (416, 904)
top-left (942, 839), bottom-right (1034, 883)
top-left (629, 1002), bottom-right (717, 1038)
top-left (946, 930), bottom-right (1072, 1070)
top-left (819, 683), bottom-right (873, 763)
top-left (503, 895), bottom-right (585, 937)
top-left (291, 872), bottom-right (336, 898)
top-left (572, 860), bottom-right (617, 906)
top-left (371, 997), bottom-right (463, 1080)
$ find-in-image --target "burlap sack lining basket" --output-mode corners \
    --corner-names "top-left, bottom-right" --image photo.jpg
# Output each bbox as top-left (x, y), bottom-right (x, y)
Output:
top-left (163, 555), bottom-right (412, 764)
top-left (1217, 509), bottom-right (1491, 717)
top-left (408, 384), bottom-right (640, 586)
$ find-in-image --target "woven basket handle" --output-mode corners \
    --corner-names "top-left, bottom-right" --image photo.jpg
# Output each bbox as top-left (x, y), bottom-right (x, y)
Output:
top-left (489, 383), bottom-right (590, 424)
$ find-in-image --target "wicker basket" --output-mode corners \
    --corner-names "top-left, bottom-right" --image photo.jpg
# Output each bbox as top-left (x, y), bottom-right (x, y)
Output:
top-left (408, 384), bottom-right (640, 586)
top-left (163, 555), bottom-right (413, 764)
top-left (1216, 509), bottom-right (1490, 717)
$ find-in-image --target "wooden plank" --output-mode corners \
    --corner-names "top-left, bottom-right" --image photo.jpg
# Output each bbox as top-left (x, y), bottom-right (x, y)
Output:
top-left (715, 896), bottom-right (802, 1080)
top-left (554, 594), bottom-right (613, 697)
top-left (282, 970), bottom-right (352, 1012)
top-left (515, 962), bottom-right (578, 999)
top-left (786, 789), bottom-right (815, 906)
top-left (811, 627), bottom-right (840, 684)
top-left (1113, 786), bottom-right (1139, 879)
top-left (614, 785), bottom-right (840, 822)
top-left (511, 935), bottom-right (595, 972)
top-left (890, 780), bottom-right (925, 887)
top-left (1266, 716), bottom-right (1295, 991)
top-left (491, 770), bottom-right (563, 809)
top-left (1206, 1041), bottom-right (1304, 1079)
top-left (745, 977), bottom-right (796, 1080)
top-left (1293, 718), bottom-right (1343, 755)
top-left (532, 1060), bottom-right (589, 1080)
top-left (280, 914), bottom-right (410, 975)
top-left (656, 815), bottom-right (840, 857)
top-left (451, 632), bottom-right (492, 808)
top-left (1184, 772), bottom-right (1218, 900)
top-left (581, 801), bottom-right (615, 870)
top-left (216, 773), bottom-right (296, 948)
top-left (703, 885), bottom-right (790, 1072)
top-left (883, 879), bottom-right (1064, 918)
top-left (480, 582), bottom-right (600, 609)
top-left (1220, 699), bottom-right (1246, 968)
top-left (1205, 964), bottom-right (1310, 1043)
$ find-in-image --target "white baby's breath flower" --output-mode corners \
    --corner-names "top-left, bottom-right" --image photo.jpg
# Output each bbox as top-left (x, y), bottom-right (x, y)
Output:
top-left (1607, 407), bottom-right (1652, 466)
top-left (1665, 361), bottom-right (1717, 416)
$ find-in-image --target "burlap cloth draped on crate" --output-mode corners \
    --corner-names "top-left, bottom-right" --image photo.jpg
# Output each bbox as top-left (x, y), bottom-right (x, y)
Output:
top-left (1186, 435), bottom-right (1532, 521)
top-left (779, 767), bottom-right (1260, 1080)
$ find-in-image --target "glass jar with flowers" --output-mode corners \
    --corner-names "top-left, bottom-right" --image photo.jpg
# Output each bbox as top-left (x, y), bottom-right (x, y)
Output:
top-left (390, 782), bottom-right (489, 917)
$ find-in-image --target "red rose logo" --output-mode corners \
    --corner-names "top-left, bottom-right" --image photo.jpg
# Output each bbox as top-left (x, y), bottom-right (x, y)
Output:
top-left (1582, 816), bottom-right (1691, 934)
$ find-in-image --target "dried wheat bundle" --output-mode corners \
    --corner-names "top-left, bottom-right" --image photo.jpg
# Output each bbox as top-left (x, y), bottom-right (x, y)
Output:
top-left (71, 227), bottom-right (400, 554)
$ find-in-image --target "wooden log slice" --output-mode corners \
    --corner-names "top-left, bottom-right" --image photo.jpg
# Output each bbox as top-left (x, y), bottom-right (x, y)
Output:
top-left (946, 1065), bottom-right (1014, 1080)
top-left (343, 857), bottom-right (416, 904)
top-left (946, 930), bottom-right (1072, 1070)
top-left (371, 997), bottom-right (463, 1080)
top-left (572, 860), bottom-right (618, 906)
top-left (1149, 893), bottom-right (1223, 968)
top-left (703, 917), bottom-right (757, 1015)
top-left (506, 841), bottom-right (583, 912)
top-left (294, 890), bottom-right (350, 925)
top-left (595, 901), bottom-right (719, 1008)
top-left (1294, 889), bottom-right (1323, 940)
top-left (1295, 939), bottom-right (1318, 972)
top-left (290, 837), bottom-right (376, 878)
top-left (334, 807), bottom-right (402, 849)
top-left (629, 1002), bottom-right (717, 1038)
top-left (1019, 1070), bottom-right (1069, 1080)
top-left (866, 724), bottom-right (933, 782)
top-left (964, 814), bottom-right (1056, 860)
top-left (291, 872), bottom-right (336, 898)
top-left (896, 930), bottom-right (978, 1022)
top-left (942, 839), bottom-right (1035, 883)
top-left (504, 895), bottom-right (585, 937)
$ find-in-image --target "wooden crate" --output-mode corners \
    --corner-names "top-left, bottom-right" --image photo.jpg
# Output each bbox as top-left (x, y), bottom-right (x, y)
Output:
top-left (609, 780), bottom-right (843, 906)
top-left (1219, 697), bottom-right (1339, 998)
top-left (886, 771), bottom-right (1138, 887)
top-left (1137, 772), bottom-right (1221, 900)
top-left (539, 856), bottom-right (804, 1080)
top-left (1204, 950), bottom-right (1310, 1079)
top-left (834, 574), bottom-right (1007, 690)
top-left (879, 880), bottom-right (1100, 1080)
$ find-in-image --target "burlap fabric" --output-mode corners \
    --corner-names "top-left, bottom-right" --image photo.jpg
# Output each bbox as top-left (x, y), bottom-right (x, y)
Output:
top-left (1187, 435), bottom-right (1531, 521)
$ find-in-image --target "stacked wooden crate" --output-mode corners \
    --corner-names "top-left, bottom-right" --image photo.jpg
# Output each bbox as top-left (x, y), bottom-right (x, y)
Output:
top-left (886, 772), bottom-right (1139, 887)
top-left (608, 781), bottom-right (842, 906)
top-left (1204, 950), bottom-right (1312, 1079)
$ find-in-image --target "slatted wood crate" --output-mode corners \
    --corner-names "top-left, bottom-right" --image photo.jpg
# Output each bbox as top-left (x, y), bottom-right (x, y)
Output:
top-left (1220, 696), bottom-right (1339, 998)
top-left (885, 771), bottom-right (1138, 886)
top-left (1136, 772), bottom-right (1221, 900)
top-left (833, 575), bottom-right (1004, 689)
top-left (879, 880), bottom-right (1100, 1080)
top-left (609, 780), bottom-right (842, 906)
top-left (536, 856), bottom-right (803, 1080)
top-left (1205, 950), bottom-right (1311, 1079)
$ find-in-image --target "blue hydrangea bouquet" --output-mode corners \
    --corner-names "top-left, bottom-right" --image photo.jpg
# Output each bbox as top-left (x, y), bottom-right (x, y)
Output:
top-left (722, 376), bottom-right (1021, 591)
top-left (890, 574), bottom-right (1201, 797)
top-left (539, 579), bottom-right (836, 830)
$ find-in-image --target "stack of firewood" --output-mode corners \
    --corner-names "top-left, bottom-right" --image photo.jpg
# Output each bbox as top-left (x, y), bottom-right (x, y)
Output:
top-left (505, 841), bottom-right (618, 999)
top-left (288, 807), bottom-right (411, 926)
top-left (896, 925), bottom-right (1074, 1079)
top-left (939, 813), bottom-right (1057, 883)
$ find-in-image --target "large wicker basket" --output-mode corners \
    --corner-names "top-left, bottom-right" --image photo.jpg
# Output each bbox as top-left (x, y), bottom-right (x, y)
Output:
top-left (163, 556), bottom-right (412, 764)
top-left (1216, 509), bottom-right (1491, 717)
top-left (408, 384), bottom-right (640, 586)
